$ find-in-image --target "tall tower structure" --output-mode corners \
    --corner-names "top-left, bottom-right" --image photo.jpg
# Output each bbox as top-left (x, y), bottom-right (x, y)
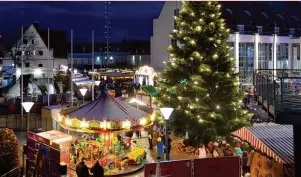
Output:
top-left (104, 1), bottom-right (112, 67)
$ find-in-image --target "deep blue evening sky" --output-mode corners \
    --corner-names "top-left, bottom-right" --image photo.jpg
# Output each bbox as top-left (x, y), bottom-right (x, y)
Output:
top-left (0, 1), bottom-right (165, 43)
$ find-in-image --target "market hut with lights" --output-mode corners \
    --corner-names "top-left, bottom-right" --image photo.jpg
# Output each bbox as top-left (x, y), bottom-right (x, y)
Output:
top-left (53, 93), bottom-right (152, 175)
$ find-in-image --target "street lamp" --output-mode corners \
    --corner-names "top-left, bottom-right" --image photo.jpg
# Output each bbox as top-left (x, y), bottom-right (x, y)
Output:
top-left (22, 102), bottom-right (34, 133)
top-left (79, 88), bottom-right (88, 104)
top-left (95, 81), bottom-right (101, 86)
top-left (160, 107), bottom-right (174, 161)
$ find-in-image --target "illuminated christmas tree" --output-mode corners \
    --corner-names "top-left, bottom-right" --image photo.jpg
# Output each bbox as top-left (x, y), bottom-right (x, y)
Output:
top-left (155, 1), bottom-right (252, 146)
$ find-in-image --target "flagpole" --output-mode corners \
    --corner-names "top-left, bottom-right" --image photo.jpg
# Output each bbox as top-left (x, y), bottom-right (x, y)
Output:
top-left (92, 30), bottom-right (95, 101)
top-left (21, 26), bottom-right (24, 122)
top-left (47, 28), bottom-right (50, 106)
top-left (71, 29), bottom-right (73, 106)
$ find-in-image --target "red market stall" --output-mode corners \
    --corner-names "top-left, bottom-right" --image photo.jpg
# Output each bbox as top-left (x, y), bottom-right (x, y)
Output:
top-left (232, 124), bottom-right (294, 177)
top-left (27, 130), bottom-right (73, 177)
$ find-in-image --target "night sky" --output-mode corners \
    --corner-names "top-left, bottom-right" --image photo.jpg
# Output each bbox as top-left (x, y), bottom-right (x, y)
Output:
top-left (0, 1), bottom-right (165, 43)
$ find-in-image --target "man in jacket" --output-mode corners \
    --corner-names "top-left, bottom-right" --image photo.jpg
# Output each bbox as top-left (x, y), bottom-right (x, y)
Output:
top-left (76, 157), bottom-right (90, 177)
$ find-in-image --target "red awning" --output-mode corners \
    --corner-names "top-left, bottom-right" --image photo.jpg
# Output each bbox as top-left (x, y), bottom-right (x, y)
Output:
top-left (232, 125), bottom-right (293, 164)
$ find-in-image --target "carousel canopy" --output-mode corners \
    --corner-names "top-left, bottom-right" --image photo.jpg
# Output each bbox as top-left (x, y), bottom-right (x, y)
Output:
top-left (232, 124), bottom-right (293, 164)
top-left (68, 94), bottom-right (149, 121)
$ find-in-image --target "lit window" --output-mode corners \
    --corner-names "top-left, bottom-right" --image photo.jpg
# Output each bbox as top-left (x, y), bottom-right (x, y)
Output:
top-left (109, 56), bottom-right (113, 63)
top-left (132, 55), bottom-right (135, 65)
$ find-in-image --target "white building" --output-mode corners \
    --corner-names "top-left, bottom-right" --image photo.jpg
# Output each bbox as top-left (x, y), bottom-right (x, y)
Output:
top-left (151, 2), bottom-right (301, 84)
top-left (3, 22), bottom-right (68, 80)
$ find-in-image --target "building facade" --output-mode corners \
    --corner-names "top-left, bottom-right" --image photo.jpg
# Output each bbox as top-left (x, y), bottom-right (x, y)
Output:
top-left (3, 22), bottom-right (68, 82)
top-left (151, 2), bottom-right (301, 84)
top-left (69, 40), bottom-right (151, 68)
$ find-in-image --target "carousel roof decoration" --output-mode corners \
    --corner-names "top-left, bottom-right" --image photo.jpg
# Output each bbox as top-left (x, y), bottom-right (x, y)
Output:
top-left (56, 93), bottom-right (152, 132)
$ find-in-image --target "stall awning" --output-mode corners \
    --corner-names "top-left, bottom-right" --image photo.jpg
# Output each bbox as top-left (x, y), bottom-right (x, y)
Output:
top-left (141, 85), bottom-right (159, 97)
top-left (232, 124), bottom-right (293, 164)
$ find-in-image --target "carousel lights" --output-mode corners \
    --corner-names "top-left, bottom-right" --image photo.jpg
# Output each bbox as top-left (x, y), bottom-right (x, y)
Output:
top-left (150, 114), bottom-right (155, 121)
top-left (57, 114), bottom-right (63, 122)
top-left (65, 118), bottom-right (71, 126)
top-left (80, 119), bottom-right (89, 128)
top-left (122, 119), bottom-right (131, 129)
top-left (140, 118), bottom-right (147, 125)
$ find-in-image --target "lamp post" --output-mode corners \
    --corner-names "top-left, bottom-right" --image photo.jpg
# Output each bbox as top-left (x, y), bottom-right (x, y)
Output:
top-left (22, 102), bottom-right (34, 133)
top-left (160, 107), bottom-right (174, 161)
top-left (95, 81), bottom-right (101, 86)
top-left (79, 88), bottom-right (88, 104)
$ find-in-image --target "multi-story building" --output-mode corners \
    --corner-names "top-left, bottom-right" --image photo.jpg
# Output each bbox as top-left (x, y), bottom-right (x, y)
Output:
top-left (69, 40), bottom-right (150, 68)
top-left (151, 2), bottom-right (301, 84)
top-left (3, 22), bottom-right (68, 81)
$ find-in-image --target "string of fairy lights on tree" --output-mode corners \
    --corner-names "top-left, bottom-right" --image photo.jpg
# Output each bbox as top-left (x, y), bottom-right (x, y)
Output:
top-left (154, 1), bottom-right (252, 145)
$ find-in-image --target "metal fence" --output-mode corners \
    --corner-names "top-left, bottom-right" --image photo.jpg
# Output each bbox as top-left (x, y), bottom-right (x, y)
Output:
top-left (1, 167), bottom-right (21, 177)
top-left (255, 69), bottom-right (301, 117)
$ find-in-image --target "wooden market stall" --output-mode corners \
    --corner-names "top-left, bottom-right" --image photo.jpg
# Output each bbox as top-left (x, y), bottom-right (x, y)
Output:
top-left (232, 124), bottom-right (294, 177)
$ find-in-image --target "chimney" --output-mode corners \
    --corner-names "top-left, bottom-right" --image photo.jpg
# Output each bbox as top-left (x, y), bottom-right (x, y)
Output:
top-left (33, 21), bottom-right (40, 31)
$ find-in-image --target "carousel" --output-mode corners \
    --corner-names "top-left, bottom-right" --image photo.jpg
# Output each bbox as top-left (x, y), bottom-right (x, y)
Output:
top-left (53, 92), bottom-right (153, 176)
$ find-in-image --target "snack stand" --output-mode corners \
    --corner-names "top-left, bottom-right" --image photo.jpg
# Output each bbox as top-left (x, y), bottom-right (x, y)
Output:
top-left (53, 93), bottom-right (152, 176)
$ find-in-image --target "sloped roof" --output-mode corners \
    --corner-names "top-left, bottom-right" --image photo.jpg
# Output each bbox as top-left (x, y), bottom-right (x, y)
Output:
top-left (68, 94), bottom-right (149, 121)
top-left (232, 124), bottom-right (293, 164)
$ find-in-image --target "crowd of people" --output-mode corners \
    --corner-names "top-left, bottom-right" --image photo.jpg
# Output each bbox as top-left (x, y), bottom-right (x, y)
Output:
top-left (198, 141), bottom-right (253, 177)
top-left (75, 157), bottom-right (104, 177)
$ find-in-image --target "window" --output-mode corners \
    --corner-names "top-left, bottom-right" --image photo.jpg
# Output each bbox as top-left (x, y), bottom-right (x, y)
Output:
top-left (257, 26), bottom-right (263, 34)
top-left (88, 59), bottom-right (91, 64)
top-left (25, 63), bottom-right (30, 67)
top-left (23, 39), bottom-right (28, 44)
top-left (32, 39), bottom-right (34, 44)
top-left (38, 51), bottom-right (43, 56)
top-left (290, 28), bottom-right (295, 36)
top-left (74, 59), bottom-right (77, 64)
top-left (81, 59), bottom-right (84, 64)
top-left (274, 27), bottom-right (280, 34)
top-left (38, 63), bottom-right (43, 67)
top-left (109, 56), bottom-right (113, 63)
top-left (132, 55), bottom-right (135, 65)
top-left (237, 25), bottom-right (244, 33)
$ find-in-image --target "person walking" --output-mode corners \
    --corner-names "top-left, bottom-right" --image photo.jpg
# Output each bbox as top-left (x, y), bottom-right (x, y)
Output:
top-left (156, 137), bottom-right (164, 160)
top-left (148, 131), bottom-right (153, 150)
top-left (76, 157), bottom-right (89, 177)
top-left (242, 151), bottom-right (249, 175)
top-left (198, 144), bottom-right (207, 158)
top-left (90, 159), bottom-right (104, 177)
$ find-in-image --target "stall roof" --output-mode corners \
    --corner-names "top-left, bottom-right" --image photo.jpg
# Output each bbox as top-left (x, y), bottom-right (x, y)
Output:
top-left (68, 94), bottom-right (149, 121)
top-left (232, 124), bottom-right (293, 164)
top-left (141, 85), bottom-right (159, 97)
top-left (43, 105), bottom-right (66, 110)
